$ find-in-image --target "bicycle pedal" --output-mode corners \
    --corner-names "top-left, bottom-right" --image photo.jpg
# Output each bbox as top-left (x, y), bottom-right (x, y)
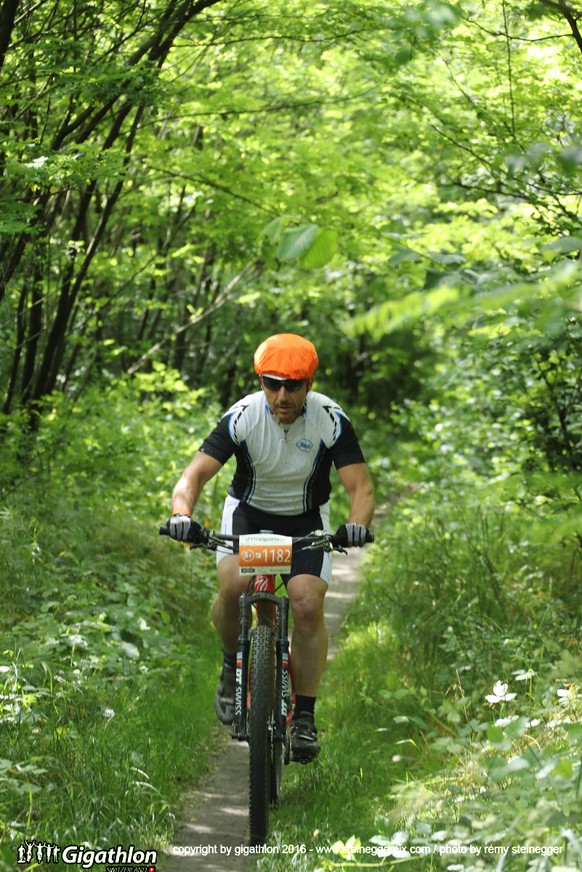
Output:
top-left (293, 756), bottom-right (313, 765)
top-left (291, 749), bottom-right (319, 765)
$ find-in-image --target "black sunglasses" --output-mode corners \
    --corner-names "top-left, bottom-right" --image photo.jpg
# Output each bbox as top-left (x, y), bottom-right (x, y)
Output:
top-left (261, 375), bottom-right (306, 393)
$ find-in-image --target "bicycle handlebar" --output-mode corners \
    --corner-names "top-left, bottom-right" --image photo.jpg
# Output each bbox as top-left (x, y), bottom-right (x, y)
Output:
top-left (158, 524), bottom-right (374, 552)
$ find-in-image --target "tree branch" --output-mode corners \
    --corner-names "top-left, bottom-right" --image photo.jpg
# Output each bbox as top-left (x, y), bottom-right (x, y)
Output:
top-left (535, 1), bottom-right (582, 54)
top-left (126, 264), bottom-right (254, 375)
top-left (0, 0), bottom-right (19, 75)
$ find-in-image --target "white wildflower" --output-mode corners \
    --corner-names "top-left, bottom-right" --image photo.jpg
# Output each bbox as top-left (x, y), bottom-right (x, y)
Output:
top-left (486, 681), bottom-right (516, 704)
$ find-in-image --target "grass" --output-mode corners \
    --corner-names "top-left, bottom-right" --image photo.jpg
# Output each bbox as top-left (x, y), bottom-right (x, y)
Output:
top-left (0, 383), bottom-right (229, 870)
top-left (254, 490), bottom-right (582, 872)
top-left (0, 500), bottom-right (221, 870)
top-left (1, 382), bottom-right (580, 871)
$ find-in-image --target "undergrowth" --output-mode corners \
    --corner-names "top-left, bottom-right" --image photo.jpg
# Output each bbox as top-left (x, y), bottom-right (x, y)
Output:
top-left (256, 482), bottom-right (582, 871)
top-left (1, 370), bottom-right (580, 871)
top-left (0, 375), bottom-right (227, 870)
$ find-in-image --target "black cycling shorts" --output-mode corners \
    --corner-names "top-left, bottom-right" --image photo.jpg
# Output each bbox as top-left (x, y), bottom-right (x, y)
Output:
top-left (217, 495), bottom-right (332, 584)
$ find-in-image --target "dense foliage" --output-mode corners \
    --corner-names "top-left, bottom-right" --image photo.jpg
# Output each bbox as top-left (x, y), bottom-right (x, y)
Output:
top-left (1, 0), bottom-right (580, 869)
top-left (2, 0), bottom-right (580, 415)
top-left (0, 376), bottom-right (228, 868)
top-left (255, 443), bottom-right (581, 870)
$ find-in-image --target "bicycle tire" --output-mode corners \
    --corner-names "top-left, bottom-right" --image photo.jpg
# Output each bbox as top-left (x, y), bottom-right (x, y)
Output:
top-left (248, 623), bottom-right (275, 846)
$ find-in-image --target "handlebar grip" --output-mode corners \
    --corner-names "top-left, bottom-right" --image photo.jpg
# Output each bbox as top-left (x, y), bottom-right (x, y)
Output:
top-left (332, 527), bottom-right (375, 548)
top-left (159, 521), bottom-right (209, 545)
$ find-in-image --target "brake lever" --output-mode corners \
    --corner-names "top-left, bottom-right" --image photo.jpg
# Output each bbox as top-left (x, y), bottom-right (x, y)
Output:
top-left (304, 534), bottom-right (344, 554)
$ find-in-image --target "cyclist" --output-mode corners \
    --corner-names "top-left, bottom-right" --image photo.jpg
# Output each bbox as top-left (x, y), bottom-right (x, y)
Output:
top-left (167, 333), bottom-right (375, 762)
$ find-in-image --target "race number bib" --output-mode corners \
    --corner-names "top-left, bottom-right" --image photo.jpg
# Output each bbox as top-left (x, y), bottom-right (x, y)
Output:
top-left (239, 533), bottom-right (292, 575)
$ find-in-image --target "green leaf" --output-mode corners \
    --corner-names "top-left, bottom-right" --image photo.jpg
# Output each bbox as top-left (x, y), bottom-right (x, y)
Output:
top-left (388, 246), bottom-right (423, 266)
top-left (300, 228), bottom-right (338, 268)
top-left (542, 237), bottom-right (582, 257)
top-left (563, 723), bottom-right (582, 743)
top-left (393, 46), bottom-right (415, 66)
top-left (262, 216), bottom-right (285, 244)
top-left (423, 1), bottom-right (462, 29)
top-left (486, 725), bottom-right (506, 744)
top-left (276, 224), bottom-right (318, 262)
top-left (487, 755), bottom-right (531, 781)
top-left (556, 146), bottom-right (582, 174)
top-left (428, 251), bottom-right (466, 266)
top-left (504, 716), bottom-right (530, 739)
top-left (551, 758), bottom-right (573, 779)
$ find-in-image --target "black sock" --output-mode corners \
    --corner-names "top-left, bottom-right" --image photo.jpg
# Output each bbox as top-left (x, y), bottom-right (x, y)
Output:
top-left (223, 650), bottom-right (236, 670)
top-left (294, 695), bottom-right (316, 718)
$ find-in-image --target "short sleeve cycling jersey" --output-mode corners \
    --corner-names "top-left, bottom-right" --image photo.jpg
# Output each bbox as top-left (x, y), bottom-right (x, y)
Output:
top-left (199, 390), bottom-right (366, 515)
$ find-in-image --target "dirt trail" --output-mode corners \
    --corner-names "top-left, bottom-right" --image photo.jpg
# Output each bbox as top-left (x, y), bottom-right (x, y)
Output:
top-left (164, 547), bottom-right (366, 872)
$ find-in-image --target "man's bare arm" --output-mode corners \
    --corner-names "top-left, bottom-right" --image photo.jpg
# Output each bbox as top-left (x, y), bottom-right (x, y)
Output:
top-left (171, 451), bottom-right (223, 515)
top-left (337, 463), bottom-right (375, 527)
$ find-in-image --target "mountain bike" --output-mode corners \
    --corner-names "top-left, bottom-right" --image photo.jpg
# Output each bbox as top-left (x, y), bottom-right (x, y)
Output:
top-left (159, 524), bottom-right (373, 846)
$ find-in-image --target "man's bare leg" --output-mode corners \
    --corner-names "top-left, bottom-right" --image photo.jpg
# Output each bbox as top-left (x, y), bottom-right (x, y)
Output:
top-left (212, 554), bottom-right (248, 654)
top-left (286, 573), bottom-right (327, 762)
top-left (286, 573), bottom-right (328, 696)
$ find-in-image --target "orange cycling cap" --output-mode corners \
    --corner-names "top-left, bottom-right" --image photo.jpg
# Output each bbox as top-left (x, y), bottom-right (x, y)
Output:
top-left (254, 333), bottom-right (319, 380)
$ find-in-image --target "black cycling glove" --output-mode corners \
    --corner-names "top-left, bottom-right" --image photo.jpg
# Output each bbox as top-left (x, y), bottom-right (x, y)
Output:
top-left (168, 514), bottom-right (202, 543)
top-left (335, 523), bottom-right (370, 547)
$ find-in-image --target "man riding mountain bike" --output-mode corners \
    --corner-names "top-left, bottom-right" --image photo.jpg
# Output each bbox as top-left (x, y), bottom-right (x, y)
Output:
top-left (167, 333), bottom-right (375, 762)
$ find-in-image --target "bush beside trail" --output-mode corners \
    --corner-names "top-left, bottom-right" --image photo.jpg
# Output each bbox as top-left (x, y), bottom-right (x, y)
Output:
top-left (254, 442), bottom-right (582, 870)
top-left (0, 380), bottom-right (226, 869)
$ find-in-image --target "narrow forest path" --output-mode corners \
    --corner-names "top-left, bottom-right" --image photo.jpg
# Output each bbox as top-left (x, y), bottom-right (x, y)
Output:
top-left (163, 547), bottom-right (366, 872)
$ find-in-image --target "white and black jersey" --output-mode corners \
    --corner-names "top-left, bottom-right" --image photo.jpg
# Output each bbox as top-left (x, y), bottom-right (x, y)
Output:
top-left (199, 390), bottom-right (366, 516)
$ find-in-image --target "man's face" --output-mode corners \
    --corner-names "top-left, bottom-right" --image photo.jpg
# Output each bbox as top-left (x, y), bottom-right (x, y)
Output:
top-left (260, 376), bottom-right (313, 425)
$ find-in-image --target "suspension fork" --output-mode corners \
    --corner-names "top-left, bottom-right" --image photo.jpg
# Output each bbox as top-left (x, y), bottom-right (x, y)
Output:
top-left (233, 592), bottom-right (251, 741)
top-left (276, 596), bottom-right (291, 735)
top-left (233, 574), bottom-right (291, 742)
top-left (254, 574), bottom-right (290, 733)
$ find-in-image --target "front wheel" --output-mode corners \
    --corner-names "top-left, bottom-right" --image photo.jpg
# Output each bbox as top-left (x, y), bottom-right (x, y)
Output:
top-left (248, 624), bottom-right (275, 846)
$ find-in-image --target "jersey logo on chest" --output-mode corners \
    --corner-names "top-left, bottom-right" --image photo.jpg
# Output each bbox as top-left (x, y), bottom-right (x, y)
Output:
top-left (296, 438), bottom-right (314, 452)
